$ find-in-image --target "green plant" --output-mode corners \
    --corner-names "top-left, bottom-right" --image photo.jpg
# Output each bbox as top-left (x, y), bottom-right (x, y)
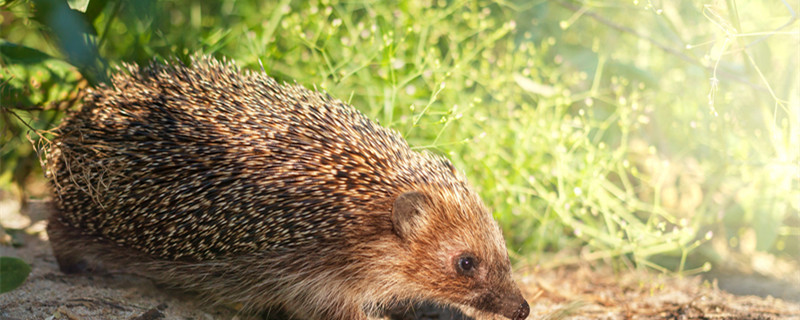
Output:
top-left (1, 0), bottom-right (796, 274)
top-left (0, 256), bottom-right (31, 293)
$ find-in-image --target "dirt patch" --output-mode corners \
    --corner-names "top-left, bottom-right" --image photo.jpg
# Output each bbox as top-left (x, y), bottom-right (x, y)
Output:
top-left (521, 266), bottom-right (799, 319)
top-left (2, 200), bottom-right (799, 320)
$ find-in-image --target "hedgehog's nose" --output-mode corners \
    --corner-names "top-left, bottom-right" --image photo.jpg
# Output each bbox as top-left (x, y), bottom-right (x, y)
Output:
top-left (511, 300), bottom-right (530, 320)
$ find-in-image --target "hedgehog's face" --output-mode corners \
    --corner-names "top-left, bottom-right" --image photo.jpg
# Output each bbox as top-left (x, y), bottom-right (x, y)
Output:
top-left (391, 191), bottom-right (530, 320)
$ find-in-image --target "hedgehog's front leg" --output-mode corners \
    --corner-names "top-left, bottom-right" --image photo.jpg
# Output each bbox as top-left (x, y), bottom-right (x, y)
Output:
top-left (48, 214), bottom-right (89, 273)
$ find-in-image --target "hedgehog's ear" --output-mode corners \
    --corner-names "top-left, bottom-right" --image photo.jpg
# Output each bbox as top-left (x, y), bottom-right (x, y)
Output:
top-left (392, 191), bottom-right (428, 240)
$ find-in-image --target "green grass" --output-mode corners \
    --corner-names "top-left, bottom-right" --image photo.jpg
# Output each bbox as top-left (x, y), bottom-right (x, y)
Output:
top-left (1, 0), bottom-right (797, 274)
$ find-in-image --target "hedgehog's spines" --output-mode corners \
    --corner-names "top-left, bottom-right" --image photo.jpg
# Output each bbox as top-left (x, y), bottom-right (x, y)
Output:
top-left (49, 55), bottom-right (467, 261)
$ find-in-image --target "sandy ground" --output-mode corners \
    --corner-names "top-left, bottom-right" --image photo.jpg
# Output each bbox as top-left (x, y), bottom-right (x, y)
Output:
top-left (2, 198), bottom-right (799, 320)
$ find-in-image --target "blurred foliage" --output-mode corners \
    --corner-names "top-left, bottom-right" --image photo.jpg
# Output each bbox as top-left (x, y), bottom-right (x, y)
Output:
top-left (0, 256), bottom-right (31, 293)
top-left (0, 0), bottom-right (797, 273)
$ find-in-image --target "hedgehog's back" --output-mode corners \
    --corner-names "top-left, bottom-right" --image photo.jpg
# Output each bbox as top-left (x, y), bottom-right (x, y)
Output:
top-left (48, 56), bottom-right (460, 261)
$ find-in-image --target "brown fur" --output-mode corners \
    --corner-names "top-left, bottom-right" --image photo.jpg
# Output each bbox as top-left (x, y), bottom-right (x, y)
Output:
top-left (46, 56), bottom-right (529, 319)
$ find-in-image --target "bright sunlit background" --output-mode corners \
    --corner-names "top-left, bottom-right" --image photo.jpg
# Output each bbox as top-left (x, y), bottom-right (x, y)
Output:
top-left (1, 0), bottom-right (798, 283)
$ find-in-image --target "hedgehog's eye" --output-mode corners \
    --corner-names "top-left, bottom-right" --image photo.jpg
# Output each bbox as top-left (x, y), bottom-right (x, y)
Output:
top-left (459, 257), bottom-right (475, 271)
top-left (456, 253), bottom-right (478, 276)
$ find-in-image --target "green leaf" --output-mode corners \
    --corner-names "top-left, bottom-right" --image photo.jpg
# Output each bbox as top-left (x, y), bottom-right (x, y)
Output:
top-left (32, 0), bottom-right (98, 35)
top-left (0, 0), bottom-right (24, 9)
top-left (84, 0), bottom-right (109, 23)
top-left (0, 40), bottom-right (54, 64)
top-left (0, 257), bottom-right (31, 293)
top-left (31, 0), bottom-right (107, 84)
top-left (0, 41), bottom-right (80, 109)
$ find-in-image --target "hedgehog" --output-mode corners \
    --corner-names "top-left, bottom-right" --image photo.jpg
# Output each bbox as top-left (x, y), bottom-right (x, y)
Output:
top-left (45, 56), bottom-right (530, 320)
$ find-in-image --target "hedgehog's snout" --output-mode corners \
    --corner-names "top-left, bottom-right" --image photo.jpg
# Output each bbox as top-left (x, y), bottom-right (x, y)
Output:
top-left (499, 294), bottom-right (529, 320)
top-left (510, 300), bottom-right (530, 320)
